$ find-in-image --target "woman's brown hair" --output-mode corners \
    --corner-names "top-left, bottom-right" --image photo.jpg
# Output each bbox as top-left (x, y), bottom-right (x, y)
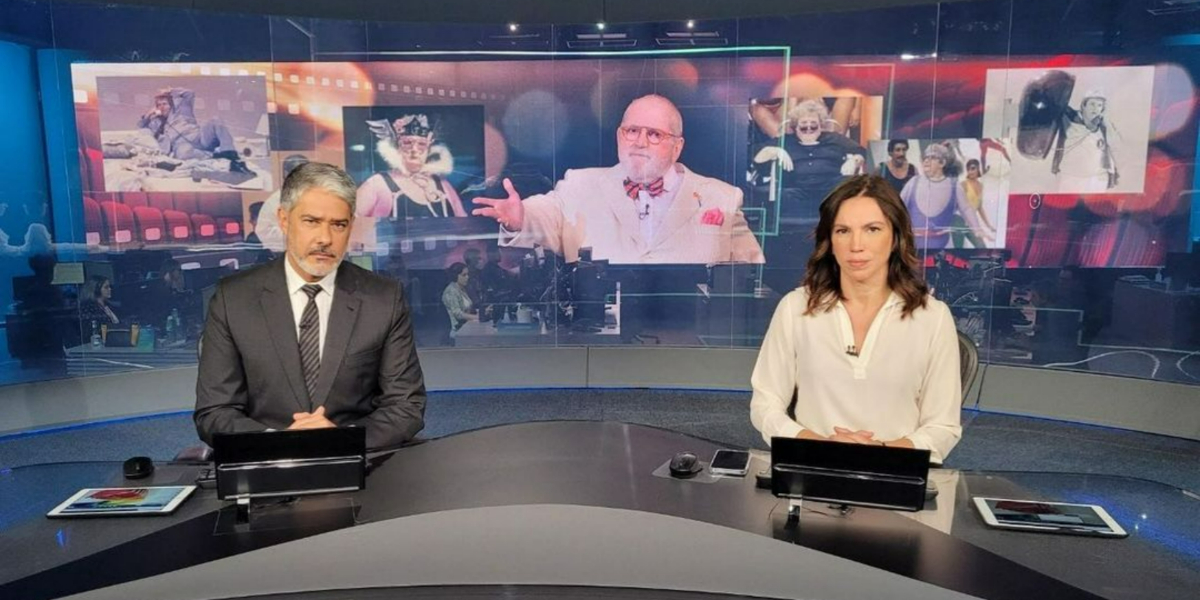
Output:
top-left (802, 174), bottom-right (929, 318)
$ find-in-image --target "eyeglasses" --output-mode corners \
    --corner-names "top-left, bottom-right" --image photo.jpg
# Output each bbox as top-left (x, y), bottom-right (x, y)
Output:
top-left (619, 125), bottom-right (678, 145)
top-left (796, 124), bottom-right (821, 134)
top-left (399, 138), bottom-right (431, 151)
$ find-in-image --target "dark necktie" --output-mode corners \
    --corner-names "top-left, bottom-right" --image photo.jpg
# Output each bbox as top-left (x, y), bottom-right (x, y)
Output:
top-left (299, 284), bottom-right (322, 402)
top-left (623, 177), bottom-right (665, 200)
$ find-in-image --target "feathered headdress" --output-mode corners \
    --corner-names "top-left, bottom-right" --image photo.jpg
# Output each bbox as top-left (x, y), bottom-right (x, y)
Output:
top-left (366, 114), bottom-right (453, 176)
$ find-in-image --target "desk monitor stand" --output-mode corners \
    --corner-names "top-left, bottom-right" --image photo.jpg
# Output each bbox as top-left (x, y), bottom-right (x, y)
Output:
top-left (215, 495), bottom-right (360, 535)
top-left (785, 498), bottom-right (856, 524)
top-left (771, 437), bottom-right (931, 513)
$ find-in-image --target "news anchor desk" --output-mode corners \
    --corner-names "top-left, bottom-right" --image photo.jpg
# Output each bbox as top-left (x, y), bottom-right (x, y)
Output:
top-left (0, 422), bottom-right (1195, 600)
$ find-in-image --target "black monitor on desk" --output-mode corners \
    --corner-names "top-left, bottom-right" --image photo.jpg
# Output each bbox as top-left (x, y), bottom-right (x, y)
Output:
top-left (771, 437), bottom-right (931, 512)
top-left (212, 427), bottom-right (366, 501)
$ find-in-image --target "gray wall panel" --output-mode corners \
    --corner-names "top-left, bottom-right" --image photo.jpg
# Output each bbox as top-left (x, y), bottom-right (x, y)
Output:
top-left (0, 367), bottom-right (197, 434)
top-left (976, 365), bottom-right (1200, 440)
top-left (586, 347), bottom-right (758, 389)
top-left (417, 347), bottom-right (589, 390)
top-left (2, 348), bottom-right (1196, 441)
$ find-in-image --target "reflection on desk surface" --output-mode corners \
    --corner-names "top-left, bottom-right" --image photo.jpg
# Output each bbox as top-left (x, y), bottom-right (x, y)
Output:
top-left (1, 422), bottom-right (1196, 600)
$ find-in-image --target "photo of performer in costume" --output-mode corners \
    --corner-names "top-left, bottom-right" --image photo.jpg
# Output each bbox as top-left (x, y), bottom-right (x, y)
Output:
top-left (136, 87), bottom-right (251, 173)
top-left (750, 98), bottom-right (867, 225)
top-left (748, 97), bottom-right (866, 292)
top-left (951, 159), bottom-right (997, 248)
top-left (982, 66), bottom-right (1150, 195)
top-left (899, 143), bottom-right (985, 250)
top-left (877, 139), bottom-right (917, 193)
top-left (356, 114), bottom-right (467, 219)
top-left (1051, 89), bottom-right (1118, 193)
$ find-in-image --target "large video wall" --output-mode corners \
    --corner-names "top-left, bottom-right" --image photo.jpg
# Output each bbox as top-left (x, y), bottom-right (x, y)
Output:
top-left (0, 0), bottom-right (1197, 388)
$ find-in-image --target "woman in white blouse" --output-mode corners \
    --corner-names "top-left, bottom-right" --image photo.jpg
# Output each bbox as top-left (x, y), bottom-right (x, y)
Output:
top-left (750, 174), bottom-right (962, 463)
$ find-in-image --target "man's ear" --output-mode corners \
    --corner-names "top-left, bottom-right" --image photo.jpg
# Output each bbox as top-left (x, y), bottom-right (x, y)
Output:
top-left (277, 206), bottom-right (289, 237)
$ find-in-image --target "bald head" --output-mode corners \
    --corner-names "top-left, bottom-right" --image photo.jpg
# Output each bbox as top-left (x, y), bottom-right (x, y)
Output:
top-left (623, 94), bottom-right (683, 137)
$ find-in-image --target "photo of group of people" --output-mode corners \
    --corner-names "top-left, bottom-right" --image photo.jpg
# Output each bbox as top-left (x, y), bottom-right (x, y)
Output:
top-left (867, 138), bottom-right (1010, 250)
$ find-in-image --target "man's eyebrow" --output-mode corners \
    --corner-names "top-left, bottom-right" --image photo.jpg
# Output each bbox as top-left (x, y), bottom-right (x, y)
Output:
top-left (299, 214), bottom-right (351, 223)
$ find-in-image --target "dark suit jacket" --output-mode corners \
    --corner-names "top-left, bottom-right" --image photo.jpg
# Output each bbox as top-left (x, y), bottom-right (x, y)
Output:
top-left (194, 259), bottom-right (426, 450)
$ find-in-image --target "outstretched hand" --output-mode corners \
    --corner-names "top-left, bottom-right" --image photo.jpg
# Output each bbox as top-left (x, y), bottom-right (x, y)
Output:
top-left (472, 178), bottom-right (526, 231)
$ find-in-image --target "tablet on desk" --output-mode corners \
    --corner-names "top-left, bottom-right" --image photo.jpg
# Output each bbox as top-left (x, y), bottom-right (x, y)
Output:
top-left (47, 486), bottom-right (196, 517)
top-left (973, 497), bottom-right (1127, 537)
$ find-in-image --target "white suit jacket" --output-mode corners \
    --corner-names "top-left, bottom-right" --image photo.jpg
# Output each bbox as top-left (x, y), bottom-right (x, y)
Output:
top-left (504, 165), bottom-right (764, 265)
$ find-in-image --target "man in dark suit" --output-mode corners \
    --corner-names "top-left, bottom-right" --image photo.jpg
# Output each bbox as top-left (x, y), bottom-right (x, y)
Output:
top-left (195, 162), bottom-right (426, 450)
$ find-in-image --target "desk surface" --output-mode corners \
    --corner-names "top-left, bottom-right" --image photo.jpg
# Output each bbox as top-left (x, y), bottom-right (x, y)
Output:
top-left (1, 422), bottom-right (1196, 600)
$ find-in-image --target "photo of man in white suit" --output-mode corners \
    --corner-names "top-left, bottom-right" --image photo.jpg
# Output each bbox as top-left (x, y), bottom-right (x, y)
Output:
top-left (473, 94), bottom-right (764, 265)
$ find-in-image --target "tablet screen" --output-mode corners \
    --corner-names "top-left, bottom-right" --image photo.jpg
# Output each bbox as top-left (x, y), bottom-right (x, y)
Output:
top-left (47, 486), bottom-right (196, 517)
top-left (974, 497), bottom-right (1126, 536)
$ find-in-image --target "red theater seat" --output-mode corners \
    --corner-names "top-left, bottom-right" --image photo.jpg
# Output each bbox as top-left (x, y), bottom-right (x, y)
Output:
top-left (191, 213), bottom-right (218, 241)
top-left (120, 192), bottom-right (149, 208)
top-left (148, 193), bottom-right (174, 212)
top-left (216, 217), bottom-right (242, 243)
top-left (162, 209), bottom-right (193, 242)
top-left (79, 148), bottom-right (105, 193)
top-left (82, 196), bottom-right (104, 246)
top-left (132, 206), bottom-right (166, 243)
top-left (173, 192), bottom-right (200, 215)
top-left (211, 192), bottom-right (243, 215)
top-left (99, 200), bottom-right (136, 245)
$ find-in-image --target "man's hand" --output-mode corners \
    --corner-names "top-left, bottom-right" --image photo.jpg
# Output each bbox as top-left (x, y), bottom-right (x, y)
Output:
top-left (753, 146), bottom-right (794, 171)
top-left (288, 406), bottom-right (335, 430)
top-left (829, 426), bottom-right (877, 445)
top-left (472, 178), bottom-right (526, 231)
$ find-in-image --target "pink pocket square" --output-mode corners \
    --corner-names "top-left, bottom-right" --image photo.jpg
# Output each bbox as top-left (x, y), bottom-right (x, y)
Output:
top-left (701, 208), bottom-right (725, 226)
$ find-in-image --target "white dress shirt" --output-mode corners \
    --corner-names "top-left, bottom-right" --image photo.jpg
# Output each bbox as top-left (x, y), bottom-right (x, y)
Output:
top-left (749, 288), bottom-right (962, 463)
top-left (283, 258), bottom-right (337, 362)
top-left (635, 163), bottom-right (683, 245)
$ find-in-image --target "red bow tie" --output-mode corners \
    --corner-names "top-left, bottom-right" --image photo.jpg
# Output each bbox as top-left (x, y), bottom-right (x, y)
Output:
top-left (624, 177), bottom-right (665, 200)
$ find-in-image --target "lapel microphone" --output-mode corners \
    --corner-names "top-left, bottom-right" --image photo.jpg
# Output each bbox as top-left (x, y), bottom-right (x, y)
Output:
top-left (845, 345), bottom-right (859, 357)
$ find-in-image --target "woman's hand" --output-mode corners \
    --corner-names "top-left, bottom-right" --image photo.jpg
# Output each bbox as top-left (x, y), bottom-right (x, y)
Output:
top-left (830, 426), bottom-right (877, 444)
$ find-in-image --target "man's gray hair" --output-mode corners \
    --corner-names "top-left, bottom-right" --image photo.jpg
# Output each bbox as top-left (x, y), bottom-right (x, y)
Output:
top-left (279, 162), bottom-right (357, 214)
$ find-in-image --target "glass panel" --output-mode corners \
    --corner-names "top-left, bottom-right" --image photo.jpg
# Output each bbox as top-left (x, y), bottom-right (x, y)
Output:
top-left (0, 0), bottom-right (1193, 388)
